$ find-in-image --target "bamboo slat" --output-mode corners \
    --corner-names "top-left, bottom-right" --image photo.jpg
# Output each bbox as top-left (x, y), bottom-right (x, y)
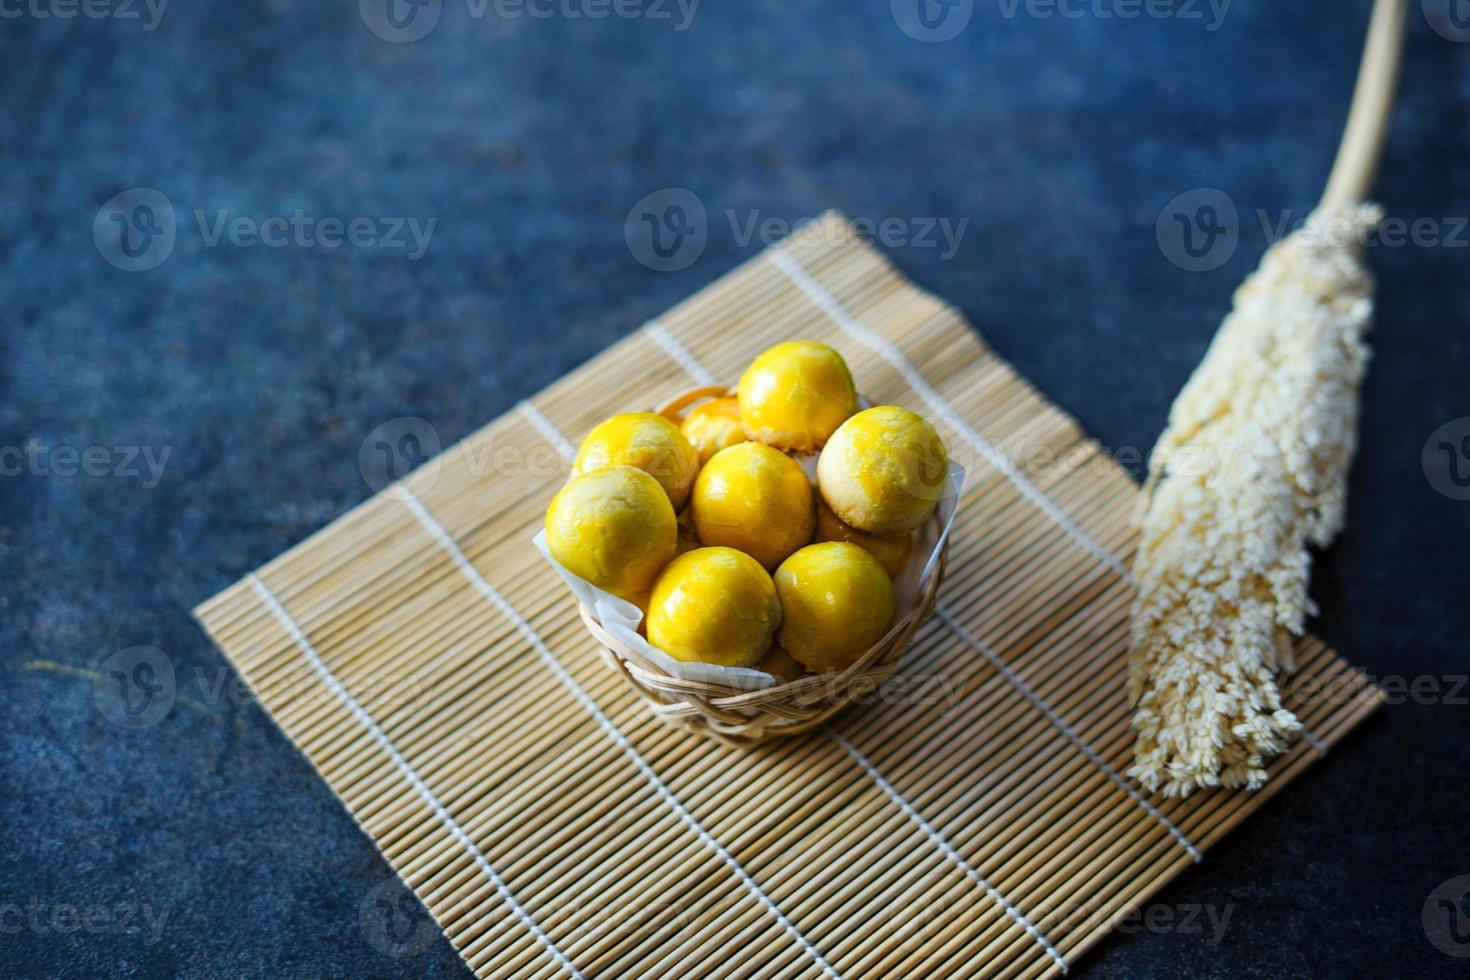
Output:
top-left (194, 213), bottom-right (1382, 979)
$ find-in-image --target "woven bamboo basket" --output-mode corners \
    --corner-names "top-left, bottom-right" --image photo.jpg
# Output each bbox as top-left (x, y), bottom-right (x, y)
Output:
top-left (574, 384), bottom-right (950, 748)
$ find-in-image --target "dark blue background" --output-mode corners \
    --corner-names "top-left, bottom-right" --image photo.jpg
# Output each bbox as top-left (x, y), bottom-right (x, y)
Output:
top-left (3, 1), bottom-right (1467, 976)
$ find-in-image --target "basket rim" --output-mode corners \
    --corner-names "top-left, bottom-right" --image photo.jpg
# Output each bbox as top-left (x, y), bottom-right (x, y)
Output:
top-left (563, 381), bottom-right (956, 745)
top-left (578, 506), bottom-right (949, 706)
top-left (655, 385), bottom-right (730, 419)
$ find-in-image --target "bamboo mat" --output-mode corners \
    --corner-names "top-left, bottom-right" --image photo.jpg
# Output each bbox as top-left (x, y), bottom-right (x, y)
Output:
top-left (194, 213), bottom-right (1382, 979)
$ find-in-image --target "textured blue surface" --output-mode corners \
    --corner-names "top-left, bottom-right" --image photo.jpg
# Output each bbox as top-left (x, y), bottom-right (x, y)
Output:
top-left (2, 1), bottom-right (1468, 977)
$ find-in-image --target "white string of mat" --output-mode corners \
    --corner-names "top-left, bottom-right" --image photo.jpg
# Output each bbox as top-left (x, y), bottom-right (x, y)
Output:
top-left (830, 732), bottom-right (1070, 972)
top-left (935, 609), bottom-right (1202, 863)
top-left (648, 321), bottom-right (718, 386)
top-left (518, 399), bottom-right (577, 461)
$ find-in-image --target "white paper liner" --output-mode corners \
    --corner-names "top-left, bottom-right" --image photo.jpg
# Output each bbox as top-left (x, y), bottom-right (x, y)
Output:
top-left (535, 462), bottom-right (965, 692)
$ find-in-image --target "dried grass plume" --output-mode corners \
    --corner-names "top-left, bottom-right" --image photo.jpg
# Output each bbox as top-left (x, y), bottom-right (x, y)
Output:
top-left (1128, 204), bottom-right (1381, 797)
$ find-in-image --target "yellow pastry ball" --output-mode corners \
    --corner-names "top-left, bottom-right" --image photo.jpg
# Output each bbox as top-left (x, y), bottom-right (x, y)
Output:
top-left (646, 547), bottom-right (782, 668)
top-left (573, 413), bottom-right (699, 510)
top-left (775, 542), bottom-right (896, 673)
top-left (756, 645), bottom-right (804, 683)
top-left (814, 501), bottom-right (914, 579)
top-left (691, 442), bottom-right (815, 570)
top-left (545, 466), bottom-right (677, 601)
top-left (737, 341), bottom-right (857, 453)
top-left (679, 396), bottom-right (747, 464)
top-left (674, 511), bottom-right (700, 557)
top-left (817, 406), bottom-right (949, 535)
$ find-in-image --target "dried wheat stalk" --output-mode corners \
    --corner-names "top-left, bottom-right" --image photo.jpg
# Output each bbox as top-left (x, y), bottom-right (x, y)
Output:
top-left (1129, 0), bottom-right (1406, 796)
top-left (1128, 204), bottom-right (1379, 795)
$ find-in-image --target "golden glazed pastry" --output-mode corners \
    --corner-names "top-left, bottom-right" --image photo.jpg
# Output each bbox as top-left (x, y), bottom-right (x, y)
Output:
top-left (545, 466), bottom-right (677, 602)
top-left (679, 396), bottom-right (747, 464)
top-left (774, 542), bottom-right (896, 673)
top-left (674, 511), bottom-right (700, 557)
top-left (814, 500), bottom-right (914, 579)
top-left (691, 442), bottom-right (815, 571)
top-left (737, 341), bottom-right (857, 453)
top-left (756, 645), bottom-right (804, 683)
top-left (817, 406), bottom-right (949, 534)
top-left (573, 412), bottom-right (700, 510)
top-left (646, 547), bottom-right (782, 668)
